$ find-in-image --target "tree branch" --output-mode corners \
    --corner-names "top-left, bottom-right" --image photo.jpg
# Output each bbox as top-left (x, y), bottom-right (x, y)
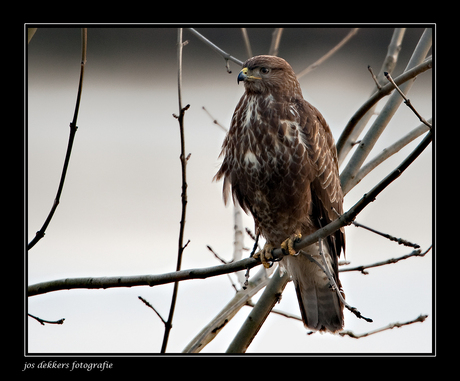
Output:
top-left (384, 71), bottom-right (432, 129)
top-left (202, 106), bottom-right (227, 132)
top-left (28, 313), bottom-right (65, 326)
top-left (226, 267), bottom-right (289, 353)
top-left (161, 28), bottom-right (190, 354)
top-left (296, 28), bottom-right (359, 79)
top-left (339, 314), bottom-right (428, 339)
top-left (28, 28), bottom-right (87, 250)
top-left (336, 56), bottom-right (432, 166)
top-left (138, 296), bottom-right (166, 325)
top-left (182, 266), bottom-right (271, 353)
top-left (27, 256), bottom-right (260, 297)
top-left (352, 220), bottom-right (420, 249)
top-left (340, 246), bottom-right (431, 275)
top-left (187, 28), bottom-right (243, 70)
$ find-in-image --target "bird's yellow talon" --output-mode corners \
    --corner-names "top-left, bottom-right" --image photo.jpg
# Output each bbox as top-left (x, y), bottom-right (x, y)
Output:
top-left (254, 243), bottom-right (275, 268)
top-left (281, 232), bottom-right (302, 256)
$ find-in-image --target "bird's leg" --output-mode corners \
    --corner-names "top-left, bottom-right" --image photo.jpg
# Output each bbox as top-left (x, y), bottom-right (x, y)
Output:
top-left (253, 243), bottom-right (275, 269)
top-left (281, 232), bottom-right (302, 256)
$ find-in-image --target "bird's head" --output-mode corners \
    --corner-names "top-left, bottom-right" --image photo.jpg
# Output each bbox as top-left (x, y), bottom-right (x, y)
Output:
top-left (237, 55), bottom-right (302, 98)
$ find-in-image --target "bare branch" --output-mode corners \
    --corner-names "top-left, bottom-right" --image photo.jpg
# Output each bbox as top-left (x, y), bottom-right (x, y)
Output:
top-left (138, 296), bottom-right (166, 325)
top-left (27, 256), bottom-right (259, 297)
top-left (367, 65), bottom-right (382, 90)
top-left (161, 28), bottom-right (190, 353)
top-left (296, 28), bottom-right (359, 79)
top-left (28, 28), bottom-right (88, 250)
top-left (226, 267), bottom-right (290, 353)
top-left (207, 246), bottom-right (239, 292)
top-left (28, 313), bottom-right (65, 326)
top-left (340, 246), bottom-right (431, 275)
top-left (207, 245), bottom-right (230, 265)
top-left (183, 266), bottom-right (271, 353)
top-left (202, 106), bottom-right (227, 132)
top-left (352, 220), bottom-right (420, 249)
top-left (384, 71), bottom-right (432, 129)
top-left (339, 314), bottom-right (428, 339)
top-left (187, 28), bottom-right (243, 70)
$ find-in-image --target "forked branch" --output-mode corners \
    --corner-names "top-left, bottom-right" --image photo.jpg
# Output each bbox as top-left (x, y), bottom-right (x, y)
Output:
top-left (384, 71), bottom-right (432, 129)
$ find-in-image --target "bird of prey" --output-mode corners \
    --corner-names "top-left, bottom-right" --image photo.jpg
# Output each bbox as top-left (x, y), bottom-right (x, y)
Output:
top-left (215, 55), bottom-right (345, 332)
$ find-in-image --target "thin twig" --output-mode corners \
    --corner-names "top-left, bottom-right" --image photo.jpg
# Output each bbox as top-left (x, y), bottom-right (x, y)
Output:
top-left (138, 296), bottom-right (166, 325)
top-left (28, 313), bottom-right (65, 326)
top-left (367, 65), bottom-right (382, 90)
top-left (207, 245), bottom-right (238, 291)
top-left (207, 245), bottom-right (230, 265)
top-left (187, 28), bottom-right (243, 70)
top-left (340, 246), bottom-right (431, 275)
top-left (245, 300), bottom-right (302, 322)
top-left (161, 28), bottom-right (190, 354)
top-left (384, 71), bottom-right (432, 129)
top-left (296, 28), bottom-right (359, 79)
top-left (339, 314), bottom-right (428, 339)
top-left (202, 106), bottom-right (227, 132)
top-left (28, 28), bottom-right (87, 250)
top-left (352, 220), bottom-right (420, 248)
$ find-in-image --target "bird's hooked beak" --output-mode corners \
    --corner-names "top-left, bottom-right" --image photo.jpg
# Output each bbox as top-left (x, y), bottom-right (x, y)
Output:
top-left (237, 67), bottom-right (261, 84)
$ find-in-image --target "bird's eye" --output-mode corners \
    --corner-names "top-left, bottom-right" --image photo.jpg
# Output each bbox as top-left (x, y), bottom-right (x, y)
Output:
top-left (260, 67), bottom-right (270, 74)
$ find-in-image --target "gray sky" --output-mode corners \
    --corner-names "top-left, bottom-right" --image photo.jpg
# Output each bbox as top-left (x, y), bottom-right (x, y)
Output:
top-left (27, 26), bottom-right (433, 354)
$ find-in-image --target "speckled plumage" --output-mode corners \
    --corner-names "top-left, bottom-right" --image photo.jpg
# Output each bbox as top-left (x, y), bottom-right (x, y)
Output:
top-left (215, 55), bottom-right (345, 332)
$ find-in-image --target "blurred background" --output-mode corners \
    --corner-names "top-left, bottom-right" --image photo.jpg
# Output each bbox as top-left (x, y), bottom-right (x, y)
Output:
top-left (27, 26), bottom-right (433, 353)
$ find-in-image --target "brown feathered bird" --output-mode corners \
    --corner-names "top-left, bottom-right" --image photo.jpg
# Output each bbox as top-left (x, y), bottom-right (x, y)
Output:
top-left (215, 55), bottom-right (345, 332)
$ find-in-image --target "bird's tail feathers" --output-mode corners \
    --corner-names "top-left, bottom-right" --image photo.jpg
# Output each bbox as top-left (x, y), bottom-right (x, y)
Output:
top-left (283, 243), bottom-right (344, 333)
